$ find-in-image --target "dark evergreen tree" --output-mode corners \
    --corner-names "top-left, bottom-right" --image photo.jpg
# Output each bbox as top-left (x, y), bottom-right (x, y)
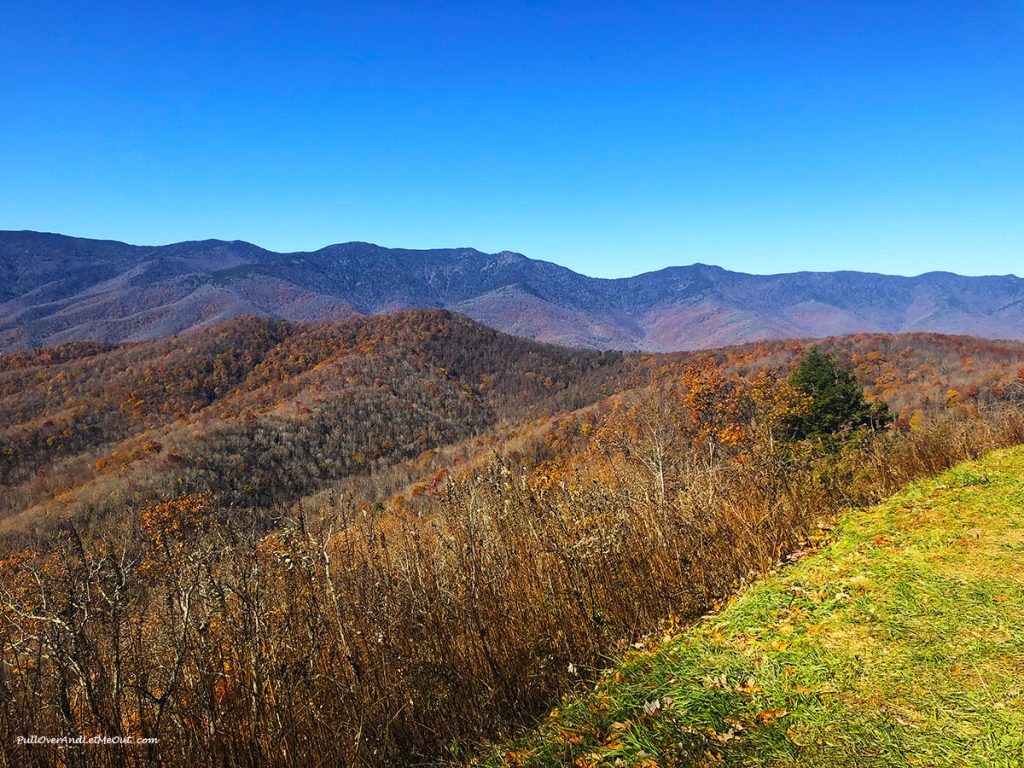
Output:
top-left (788, 348), bottom-right (891, 439)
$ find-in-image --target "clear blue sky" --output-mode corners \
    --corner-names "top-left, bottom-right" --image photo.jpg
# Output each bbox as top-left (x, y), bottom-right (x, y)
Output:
top-left (1, 1), bottom-right (1022, 278)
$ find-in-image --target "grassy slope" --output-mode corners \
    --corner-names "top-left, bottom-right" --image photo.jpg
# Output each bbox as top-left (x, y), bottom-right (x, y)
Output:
top-left (483, 447), bottom-right (1024, 767)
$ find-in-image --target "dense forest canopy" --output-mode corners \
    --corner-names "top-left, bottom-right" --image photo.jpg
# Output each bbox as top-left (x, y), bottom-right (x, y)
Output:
top-left (2, 311), bottom-right (1023, 547)
top-left (0, 310), bottom-right (631, 544)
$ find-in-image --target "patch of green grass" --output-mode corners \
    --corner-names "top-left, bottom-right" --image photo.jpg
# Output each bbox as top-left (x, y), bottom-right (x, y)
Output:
top-left (479, 448), bottom-right (1024, 767)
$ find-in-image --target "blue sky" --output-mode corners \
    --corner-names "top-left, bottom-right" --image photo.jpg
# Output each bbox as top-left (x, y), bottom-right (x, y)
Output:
top-left (1, 1), bottom-right (1022, 278)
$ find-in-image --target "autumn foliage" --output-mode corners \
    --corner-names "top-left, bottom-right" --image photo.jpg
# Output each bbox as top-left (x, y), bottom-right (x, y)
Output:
top-left (2, 318), bottom-right (1024, 766)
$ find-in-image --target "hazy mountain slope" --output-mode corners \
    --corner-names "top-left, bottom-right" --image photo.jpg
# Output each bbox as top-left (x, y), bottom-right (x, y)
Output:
top-left (3, 231), bottom-right (1023, 351)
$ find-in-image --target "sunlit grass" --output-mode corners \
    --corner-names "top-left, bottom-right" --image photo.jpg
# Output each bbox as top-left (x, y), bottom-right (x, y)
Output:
top-left (482, 447), bottom-right (1024, 767)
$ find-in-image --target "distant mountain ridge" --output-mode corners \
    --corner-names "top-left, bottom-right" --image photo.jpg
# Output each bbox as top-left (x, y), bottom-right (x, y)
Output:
top-left (2, 229), bottom-right (1023, 351)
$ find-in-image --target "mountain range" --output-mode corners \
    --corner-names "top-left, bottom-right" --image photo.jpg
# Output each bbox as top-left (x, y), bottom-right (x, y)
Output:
top-left (2, 229), bottom-right (1023, 351)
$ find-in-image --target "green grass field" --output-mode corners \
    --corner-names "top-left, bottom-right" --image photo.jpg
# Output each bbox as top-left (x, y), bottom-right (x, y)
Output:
top-left (481, 447), bottom-right (1024, 767)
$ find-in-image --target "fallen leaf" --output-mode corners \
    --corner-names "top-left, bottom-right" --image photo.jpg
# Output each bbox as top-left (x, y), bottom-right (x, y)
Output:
top-left (723, 716), bottom-right (745, 731)
top-left (642, 699), bottom-right (661, 717)
top-left (786, 726), bottom-right (810, 747)
top-left (736, 678), bottom-right (762, 694)
top-left (705, 674), bottom-right (728, 690)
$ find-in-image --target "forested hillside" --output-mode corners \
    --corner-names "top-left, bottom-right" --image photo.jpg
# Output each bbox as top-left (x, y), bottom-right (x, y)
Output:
top-left (0, 310), bottom-right (629, 542)
top-left (5, 314), bottom-right (1023, 544)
